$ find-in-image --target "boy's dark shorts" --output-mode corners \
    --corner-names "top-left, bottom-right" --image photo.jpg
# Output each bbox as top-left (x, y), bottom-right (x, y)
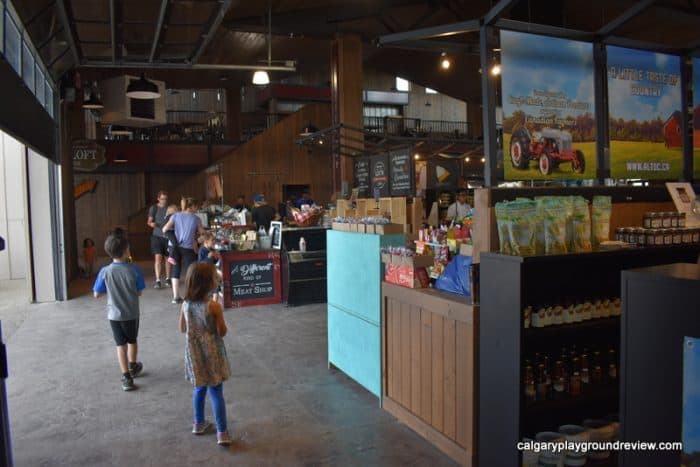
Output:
top-left (110, 319), bottom-right (139, 346)
top-left (150, 235), bottom-right (169, 256)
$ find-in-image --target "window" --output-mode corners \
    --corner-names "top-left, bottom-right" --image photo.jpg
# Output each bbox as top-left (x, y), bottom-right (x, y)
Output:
top-left (22, 41), bottom-right (34, 89)
top-left (45, 82), bottom-right (53, 117)
top-left (5, 12), bottom-right (21, 75)
top-left (0, 3), bottom-right (4, 55)
top-left (425, 87), bottom-right (438, 94)
top-left (35, 66), bottom-right (45, 107)
top-left (395, 77), bottom-right (409, 92)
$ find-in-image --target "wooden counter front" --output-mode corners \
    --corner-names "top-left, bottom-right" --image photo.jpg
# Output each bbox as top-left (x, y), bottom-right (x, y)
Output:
top-left (381, 282), bottom-right (477, 466)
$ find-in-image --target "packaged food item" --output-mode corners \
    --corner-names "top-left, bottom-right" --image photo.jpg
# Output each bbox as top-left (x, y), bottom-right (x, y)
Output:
top-left (571, 197), bottom-right (592, 252)
top-left (543, 199), bottom-right (568, 255)
top-left (506, 200), bottom-right (538, 256)
top-left (495, 202), bottom-right (512, 255)
top-left (591, 196), bottom-right (612, 248)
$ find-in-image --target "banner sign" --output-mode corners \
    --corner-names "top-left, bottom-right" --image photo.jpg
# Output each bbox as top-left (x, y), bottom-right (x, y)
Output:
top-left (501, 31), bottom-right (597, 180)
top-left (354, 158), bottom-right (370, 198)
top-left (370, 153), bottom-right (390, 198)
top-left (607, 46), bottom-right (682, 179)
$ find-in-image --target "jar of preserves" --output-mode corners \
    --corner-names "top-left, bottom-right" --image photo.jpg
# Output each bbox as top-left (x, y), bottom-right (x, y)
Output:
top-left (627, 228), bottom-right (637, 245)
top-left (650, 212), bottom-right (662, 229)
top-left (663, 229), bottom-right (673, 245)
top-left (692, 228), bottom-right (700, 244)
top-left (682, 228), bottom-right (693, 244)
top-left (679, 212), bottom-right (686, 228)
top-left (662, 212), bottom-right (672, 228)
top-left (654, 229), bottom-right (665, 246)
top-left (615, 227), bottom-right (625, 242)
top-left (645, 229), bottom-right (656, 246)
top-left (672, 228), bottom-right (682, 245)
top-left (642, 212), bottom-right (653, 229)
top-left (670, 212), bottom-right (679, 228)
top-left (633, 227), bottom-right (645, 246)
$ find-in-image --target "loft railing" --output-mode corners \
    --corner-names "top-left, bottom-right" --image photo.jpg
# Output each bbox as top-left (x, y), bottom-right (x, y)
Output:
top-left (363, 116), bottom-right (472, 139)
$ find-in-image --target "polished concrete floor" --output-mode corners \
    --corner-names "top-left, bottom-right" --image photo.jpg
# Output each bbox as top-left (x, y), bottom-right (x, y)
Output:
top-left (3, 266), bottom-right (457, 466)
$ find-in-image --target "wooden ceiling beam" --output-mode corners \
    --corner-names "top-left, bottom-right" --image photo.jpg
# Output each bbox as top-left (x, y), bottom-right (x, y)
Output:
top-left (483, 0), bottom-right (519, 26)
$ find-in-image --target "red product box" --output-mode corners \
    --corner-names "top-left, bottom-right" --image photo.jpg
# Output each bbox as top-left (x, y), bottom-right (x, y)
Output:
top-left (384, 264), bottom-right (430, 289)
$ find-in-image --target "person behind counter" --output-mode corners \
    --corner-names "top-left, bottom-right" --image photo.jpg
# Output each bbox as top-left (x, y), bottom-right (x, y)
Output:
top-left (446, 189), bottom-right (472, 221)
top-left (295, 191), bottom-right (314, 209)
top-left (252, 194), bottom-right (278, 231)
top-left (233, 195), bottom-right (249, 212)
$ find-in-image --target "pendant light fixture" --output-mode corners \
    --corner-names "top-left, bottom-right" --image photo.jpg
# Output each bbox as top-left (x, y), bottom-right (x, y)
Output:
top-left (299, 122), bottom-right (319, 137)
top-left (252, 3), bottom-right (273, 85)
top-left (82, 81), bottom-right (104, 109)
top-left (126, 73), bottom-right (160, 99)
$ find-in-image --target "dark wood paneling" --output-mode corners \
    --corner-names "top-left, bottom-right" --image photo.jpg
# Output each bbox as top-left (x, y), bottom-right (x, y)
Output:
top-left (152, 144), bottom-right (209, 166)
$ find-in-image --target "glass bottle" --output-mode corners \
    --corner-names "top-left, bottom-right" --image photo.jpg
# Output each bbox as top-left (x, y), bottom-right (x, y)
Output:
top-left (570, 371), bottom-right (582, 396)
top-left (536, 364), bottom-right (548, 401)
top-left (524, 365), bottom-right (536, 403)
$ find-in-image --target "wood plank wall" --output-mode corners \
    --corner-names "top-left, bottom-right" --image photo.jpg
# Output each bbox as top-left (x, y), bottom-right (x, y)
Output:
top-left (382, 283), bottom-right (475, 466)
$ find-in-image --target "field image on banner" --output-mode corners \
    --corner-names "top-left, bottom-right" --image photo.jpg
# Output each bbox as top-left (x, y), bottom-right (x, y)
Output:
top-left (607, 46), bottom-right (682, 180)
top-left (501, 30), bottom-right (597, 181)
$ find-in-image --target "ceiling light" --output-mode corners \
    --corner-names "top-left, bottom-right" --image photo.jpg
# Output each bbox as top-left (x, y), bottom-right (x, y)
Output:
top-left (252, 70), bottom-right (270, 85)
top-left (113, 155), bottom-right (128, 163)
top-left (414, 154), bottom-right (420, 160)
top-left (491, 64), bottom-right (501, 76)
top-left (192, 91), bottom-right (197, 99)
top-left (465, 157), bottom-right (470, 162)
top-left (126, 73), bottom-right (160, 99)
top-left (493, 47), bottom-right (502, 52)
top-left (82, 81), bottom-right (103, 109)
top-left (481, 157), bottom-right (486, 163)
top-left (440, 52), bottom-right (451, 70)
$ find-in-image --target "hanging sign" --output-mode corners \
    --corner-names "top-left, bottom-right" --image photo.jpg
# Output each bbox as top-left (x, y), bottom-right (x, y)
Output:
top-left (501, 30), bottom-right (597, 180)
top-left (371, 153), bottom-right (390, 198)
top-left (607, 46), bottom-right (682, 179)
top-left (72, 140), bottom-right (106, 171)
top-left (427, 158), bottom-right (459, 190)
top-left (354, 157), bottom-right (371, 198)
top-left (389, 147), bottom-right (415, 197)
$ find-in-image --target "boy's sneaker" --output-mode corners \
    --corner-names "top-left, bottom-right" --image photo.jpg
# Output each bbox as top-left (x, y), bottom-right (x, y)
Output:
top-left (121, 373), bottom-right (135, 391)
top-left (171, 297), bottom-right (183, 304)
top-left (192, 420), bottom-right (211, 435)
top-left (217, 431), bottom-right (232, 446)
top-left (165, 277), bottom-right (172, 287)
top-left (128, 361), bottom-right (143, 378)
top-left (154, 280), bottom-right (162, 289)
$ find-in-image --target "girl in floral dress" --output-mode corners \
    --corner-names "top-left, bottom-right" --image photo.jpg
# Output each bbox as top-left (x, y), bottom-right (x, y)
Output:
top-left (179, 262), bottom-right (232, 446)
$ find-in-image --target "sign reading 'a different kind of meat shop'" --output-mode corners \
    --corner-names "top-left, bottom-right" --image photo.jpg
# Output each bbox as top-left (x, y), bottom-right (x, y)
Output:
top-left (607, 46), bottom-right (682, 180)
top-left (72, 140), bottom-right (106, 171)
top-left (500, 30), bottom-right (597, 181)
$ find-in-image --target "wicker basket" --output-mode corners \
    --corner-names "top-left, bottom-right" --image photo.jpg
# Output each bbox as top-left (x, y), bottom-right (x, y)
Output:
top-left (295, 211), bottom-right (323, 227)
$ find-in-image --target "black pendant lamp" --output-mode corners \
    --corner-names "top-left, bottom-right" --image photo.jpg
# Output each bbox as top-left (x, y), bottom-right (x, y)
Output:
top-left (126, 73), bottom-right (160, 99)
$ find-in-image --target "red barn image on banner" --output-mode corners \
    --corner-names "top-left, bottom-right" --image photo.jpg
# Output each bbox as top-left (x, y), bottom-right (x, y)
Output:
top-left (663, 111), bottom-right (682, 148)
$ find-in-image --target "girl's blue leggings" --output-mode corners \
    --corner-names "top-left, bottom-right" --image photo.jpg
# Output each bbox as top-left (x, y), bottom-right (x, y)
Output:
top-left (193, 383), bottom-right (227, 433)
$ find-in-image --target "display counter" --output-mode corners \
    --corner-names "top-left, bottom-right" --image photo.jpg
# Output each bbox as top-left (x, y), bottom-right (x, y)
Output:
top-left (221, 249), bottom-right (282, 308)
top-left (381, 282), bottom-right (477, 466)
top-left (281, 226), bottom-right (328, 306)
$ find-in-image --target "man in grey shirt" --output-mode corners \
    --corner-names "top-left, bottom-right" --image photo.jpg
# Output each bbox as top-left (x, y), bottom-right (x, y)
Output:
top-left (147, 190), bottom-right (170, 289)
top-left (93, 233), bottom-right (146, 391)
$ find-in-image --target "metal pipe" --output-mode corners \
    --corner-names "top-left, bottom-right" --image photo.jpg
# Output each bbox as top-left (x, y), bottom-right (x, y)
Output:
top-left (190, 0), bottom-right (234, 64)
top-left (149, 0), bottom-right (170, 62)
top-left (55, 0), bottom-right (81, 65)
top-left (80, 61), bottom-right (296, 71)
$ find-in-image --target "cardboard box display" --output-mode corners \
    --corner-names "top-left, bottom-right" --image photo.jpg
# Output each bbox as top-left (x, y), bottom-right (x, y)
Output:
top-left (460, 244), bottom-right (473, 257)
top-left (384, 264), bottom-right (431, 289)
top-left (374, 223), bottom-right (404, 235)
top-left (381, 253), bottom-right (434, 268)
top-left (332, 222), bottom-right (349, 232)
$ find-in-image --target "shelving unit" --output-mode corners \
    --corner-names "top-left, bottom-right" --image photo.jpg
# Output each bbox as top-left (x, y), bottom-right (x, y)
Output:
top-left (477, 245), bottom-right (700, 467)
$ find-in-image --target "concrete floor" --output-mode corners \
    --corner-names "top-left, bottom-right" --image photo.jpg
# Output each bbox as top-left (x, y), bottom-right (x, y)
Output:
top-left (3, 265), bottom-right (458, 466)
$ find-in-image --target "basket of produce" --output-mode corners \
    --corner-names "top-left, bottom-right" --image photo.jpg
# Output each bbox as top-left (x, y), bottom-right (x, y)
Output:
top-left (291, 206), bottom-right (324, 227)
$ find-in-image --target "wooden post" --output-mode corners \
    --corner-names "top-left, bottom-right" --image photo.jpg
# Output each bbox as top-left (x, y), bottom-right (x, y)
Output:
top-left (225, 86), bottom-right (241, 142)
top-left (331, 34), bottom-right (363, 195)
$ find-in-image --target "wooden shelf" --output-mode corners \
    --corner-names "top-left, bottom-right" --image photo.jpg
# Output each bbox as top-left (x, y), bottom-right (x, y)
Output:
top-left (523, 317), bottom-right (620, 340)
top-left (523, 384), bottom-right (619, 417)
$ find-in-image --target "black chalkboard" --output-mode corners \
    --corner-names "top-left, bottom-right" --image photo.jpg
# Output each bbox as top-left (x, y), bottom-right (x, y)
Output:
top-left (229, 259), bottom-right (275, 300)
top-left (354, 158), bottom-right (370, 198)
top-left (371, 153), bottom-right (390, 198)
top-left (389, 147), bottom-right (415, 197)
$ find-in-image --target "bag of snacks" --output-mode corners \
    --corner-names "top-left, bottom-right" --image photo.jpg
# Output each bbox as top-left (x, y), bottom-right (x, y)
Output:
top-left (507, 200), bottom-right (537, 256)
top-left (571, 197), bottom-right (592, 252)
top-left (543, 199), bottom-right (568, 255)
top-left (495, 202), bottom-right (512, 255)
top-left (592, 196), bottom-right (612, 248)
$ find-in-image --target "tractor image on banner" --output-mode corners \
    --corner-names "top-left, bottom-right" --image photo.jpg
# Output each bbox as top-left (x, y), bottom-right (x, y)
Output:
top-left (501, 30), bottom-right (597, 181)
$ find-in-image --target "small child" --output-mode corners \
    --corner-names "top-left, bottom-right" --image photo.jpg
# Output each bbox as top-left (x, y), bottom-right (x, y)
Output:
top-left (179, 262), bottom-right (232, 446)
top-left (164, 204), bottom-right (181, 267)
top-left (83, 238), bottom-right (96, 277)
top-left (198, 232), bottom-right (222, 302)
top-left (93, 233), bottom-right (145, 391)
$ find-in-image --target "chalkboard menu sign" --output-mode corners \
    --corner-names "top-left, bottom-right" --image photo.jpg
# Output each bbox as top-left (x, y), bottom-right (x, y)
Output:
top-left (389, 148), bottom-right (415, 197)
top-left (229, 258), bottom-right (276, 301)
top-left (354, 158), bottom-right (370, 198)
top-left (371, 153), bottom-right (390, 198)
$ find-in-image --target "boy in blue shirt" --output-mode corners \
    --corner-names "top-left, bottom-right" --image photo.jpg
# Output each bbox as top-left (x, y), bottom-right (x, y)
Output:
top-left (93, 233), bottom-right (146, 391)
